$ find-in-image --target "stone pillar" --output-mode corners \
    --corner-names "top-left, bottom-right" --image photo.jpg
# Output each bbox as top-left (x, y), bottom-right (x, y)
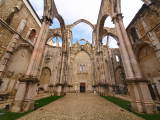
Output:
top-left (32, 22), bottom-right (50, 77)
top-left (92, 31), bottom-right (95, 47)
top-left (57, 85), bottom-right (62, 96)
top-left (114, 15), bottom-right (157, 114)
top-left (25, 21), bottom-right (47, 77)
top-left (117, 0), bottom-right (121, 14)
top-left (71, 32), bottom-right (73, 47)
top-left (106, 35), bottom-right (110, 47)
top-left (117, 14), bottom-right (143, 79)
top-left (10, 82), bottom-right (27, 112)
top-left (56, 36), bottom-right (59, 47)
top-left (113, 17), bottom-right (134, 79)
top-left (21, 82), bottom-right (37, 112)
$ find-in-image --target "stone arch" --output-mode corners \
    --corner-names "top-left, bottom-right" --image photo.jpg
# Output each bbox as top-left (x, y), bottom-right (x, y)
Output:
top-left (70, 19), bottom-right (94, 30)
top-left (78, 39), bottom-right (87, 45)
top-left (46, 33), bottom-right (62, 46)
top-left (137, 44), bottom-right (160, 79)
top-left (74, 50), bottom-right (92, 60)
top-left (97, 12), bottom-right (112, 43)
top-left (102, 31), bottom-right (118, 42)
top-left (15, 43), bottom-right (33, 52)
top-left (53, 14), bottom-right (67, 52)
top-left (134, 41), bottom-right (154, 60)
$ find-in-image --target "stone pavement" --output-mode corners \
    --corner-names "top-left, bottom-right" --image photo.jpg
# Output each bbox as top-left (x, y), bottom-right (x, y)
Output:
top-left (18, 93), bottom-right (144, 120)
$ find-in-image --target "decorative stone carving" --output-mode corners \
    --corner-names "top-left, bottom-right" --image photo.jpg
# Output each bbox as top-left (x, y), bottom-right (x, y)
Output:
top-left (21, 51), bottom-right (25, 57)
top-left (7, 70), bottom-right (15, 78)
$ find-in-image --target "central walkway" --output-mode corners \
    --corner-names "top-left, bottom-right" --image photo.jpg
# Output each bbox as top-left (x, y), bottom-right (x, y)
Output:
top-left (18, 93), bottom-right (143, 120)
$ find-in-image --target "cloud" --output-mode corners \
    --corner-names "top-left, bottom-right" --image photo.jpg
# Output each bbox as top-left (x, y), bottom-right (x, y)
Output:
top-left (29, 0), bottom-right (144, 46)
top-left (103, 36), bottom-right (119, 48)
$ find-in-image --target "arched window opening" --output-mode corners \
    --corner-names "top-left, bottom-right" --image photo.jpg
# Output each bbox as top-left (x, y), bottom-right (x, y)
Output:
top-left (58, 37), bottom-right (62, 47)
top-left (46, 58), bottom-right (50, 63)
top-left (49, 36), bottom-right (62, 47)
top-left (72, 22), bottom-right (93, 44)
top-left (28, 29), bottom-right (36, 42)
top-left (83, 65), bottom-right (85, 72)
top-left (50, 18), bottom-right (61, 29)
top-left (131, 28), bottom-right (139, 43)
top-left (116, 55), bottom-right (119, 62)
top-left (79, 40), bottom-right (86, 45)
top-left (103, 35), bottom-right (119, 48)
top-left (80, 65), bottom-right (82, 72)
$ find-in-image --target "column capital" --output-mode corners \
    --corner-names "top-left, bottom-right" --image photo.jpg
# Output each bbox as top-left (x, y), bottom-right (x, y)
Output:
top-left (42, 16), bottom-right (52, 26)
top-left (117, 14), bottom-right (123, 20)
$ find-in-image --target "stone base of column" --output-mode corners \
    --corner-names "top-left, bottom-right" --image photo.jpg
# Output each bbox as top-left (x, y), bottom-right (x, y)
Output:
top-left (9, 100), bottom-right (22, 112)
top-left (127, 79), bottom-right (158, 114)
top-left (21, 100), bottom-right (35, 112)
top-left (57, 85), bottom-right (63, 96)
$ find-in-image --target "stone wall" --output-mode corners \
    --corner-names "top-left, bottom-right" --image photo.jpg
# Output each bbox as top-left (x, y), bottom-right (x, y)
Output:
top-left (0, 0), bottom-right (41, 95)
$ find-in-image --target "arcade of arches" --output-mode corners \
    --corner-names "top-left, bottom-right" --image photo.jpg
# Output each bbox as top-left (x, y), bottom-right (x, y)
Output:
top-left (0, 0), bottom-right (160, 114)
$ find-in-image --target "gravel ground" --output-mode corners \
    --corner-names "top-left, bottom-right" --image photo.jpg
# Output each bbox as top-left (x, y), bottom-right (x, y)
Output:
top-left (18, 93), bottom-right (144, 120)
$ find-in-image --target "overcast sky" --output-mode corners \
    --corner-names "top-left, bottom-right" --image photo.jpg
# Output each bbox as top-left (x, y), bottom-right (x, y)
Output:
top-left (29, 0), bottom-right (144, 48)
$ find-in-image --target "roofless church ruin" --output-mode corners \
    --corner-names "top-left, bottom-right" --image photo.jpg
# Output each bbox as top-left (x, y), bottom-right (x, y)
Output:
top-left (0, 0), bottom-right (160, 114)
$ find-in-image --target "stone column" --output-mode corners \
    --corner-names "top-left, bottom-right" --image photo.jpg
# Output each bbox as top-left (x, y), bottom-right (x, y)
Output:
top-left (32, 21), bottom-right (51, 77)
top-left (9, 82), bottom-right (27, 112)
top-left (106, 35), bottom-right (110, 47)
top-left (22, 82), bottom-right (37, 112)
top-left (117, 14), bottom-right (143, 79)
top-left (71, 31), bottom-right (73, 47)
top-left (25, 21), bottom-right (47, 77)
top-left (116, 15), bottom-right (157, 114)
top-left (113, 17), bottom-right (134, 79)
top-left (92, 31), bottom-right (95, 47)
top-left (56, 36), bottom-right (59, 47)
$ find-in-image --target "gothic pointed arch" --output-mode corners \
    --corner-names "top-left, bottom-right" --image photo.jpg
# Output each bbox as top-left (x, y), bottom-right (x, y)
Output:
top-left (134, 41), bottom-right (154, 60)
top-left (70, 19), bottom-right (95, 30)
top-left (53, 14), bottom-right (67, 52)
top-left (97, 12), bottom-right (111, 43)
